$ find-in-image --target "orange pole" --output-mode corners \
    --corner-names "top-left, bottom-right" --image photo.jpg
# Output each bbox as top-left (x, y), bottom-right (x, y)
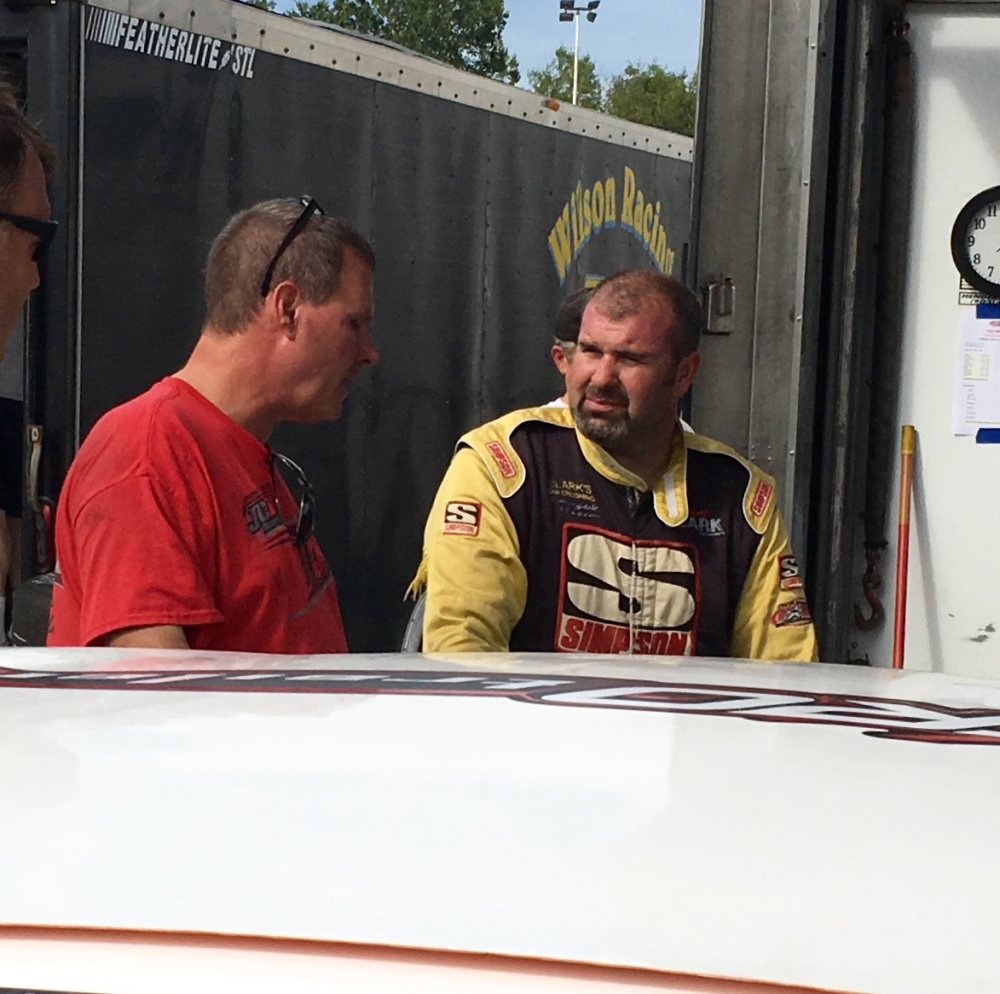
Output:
top-left (892, 426), bottom-right (916, 670)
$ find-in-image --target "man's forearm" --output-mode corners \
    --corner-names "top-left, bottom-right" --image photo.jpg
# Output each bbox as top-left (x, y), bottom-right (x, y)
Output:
top-left (103, 624), bottom-right (190, 649)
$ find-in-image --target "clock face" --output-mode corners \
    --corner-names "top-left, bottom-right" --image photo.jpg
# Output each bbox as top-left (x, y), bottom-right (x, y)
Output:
top-left (952, 187), bottom-right (1000, 297)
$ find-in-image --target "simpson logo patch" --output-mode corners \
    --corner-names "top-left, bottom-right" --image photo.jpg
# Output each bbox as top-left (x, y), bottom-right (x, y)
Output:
top-left (779, 554), bottom-right (803, 591)
top-left (751, 480), bottom-right (774, 517)
top-left (556, 524), bottom-right (699, 655)
top-left (443, 501), bottom-right (482, 536)
top-left (772, 599), bottom-right (812, 628)
top-left (486, 441), bottom-right (517, 479)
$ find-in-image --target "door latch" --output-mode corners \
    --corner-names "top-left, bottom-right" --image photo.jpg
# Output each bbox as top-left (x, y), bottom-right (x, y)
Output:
top-left (702, 277), bottom-right (736, 335)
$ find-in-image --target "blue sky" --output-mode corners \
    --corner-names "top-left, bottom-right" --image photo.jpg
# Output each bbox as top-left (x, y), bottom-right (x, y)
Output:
top-left (272, 1), bottom-right (703, 82)
top-left (504, 0), bottom-right (702, 81)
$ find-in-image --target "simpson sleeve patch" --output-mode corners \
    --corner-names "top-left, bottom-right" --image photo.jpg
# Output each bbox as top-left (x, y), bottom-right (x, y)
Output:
top-left (443, 501), bottom-right (482, 536)
top-left (778, 554), bottom-right (804, 591)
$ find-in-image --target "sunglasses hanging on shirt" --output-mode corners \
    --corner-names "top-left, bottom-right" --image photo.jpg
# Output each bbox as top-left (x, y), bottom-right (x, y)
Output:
top-left (270, 450), bottom-right (316, 548)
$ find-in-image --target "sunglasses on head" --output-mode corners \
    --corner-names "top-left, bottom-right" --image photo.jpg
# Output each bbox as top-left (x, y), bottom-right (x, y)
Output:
top-left (0, 211), bottom-right (58, 262)
top-left (260, 196), bottom-right (324, 297)
top-left (271, 450), bottom-right (316, 548)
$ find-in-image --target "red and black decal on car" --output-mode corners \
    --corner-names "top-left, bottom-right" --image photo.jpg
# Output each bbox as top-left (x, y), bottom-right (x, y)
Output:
top-left (4, 667), bottom-right (1000, 746)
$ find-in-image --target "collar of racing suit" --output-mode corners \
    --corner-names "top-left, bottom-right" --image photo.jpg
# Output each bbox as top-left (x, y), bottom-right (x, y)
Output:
top-left (574, 421), bottom-right (689, 528)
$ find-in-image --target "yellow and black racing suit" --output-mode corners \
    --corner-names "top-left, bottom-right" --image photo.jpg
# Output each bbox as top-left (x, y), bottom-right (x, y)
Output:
top-left (412, 406), bottom-right (817, 661)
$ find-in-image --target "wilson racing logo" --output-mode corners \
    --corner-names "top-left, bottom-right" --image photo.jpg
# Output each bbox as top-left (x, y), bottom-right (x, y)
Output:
top-left (556, 525), bottom-right (699, 655)
top-left (2, 668), bottom-right (999, 745)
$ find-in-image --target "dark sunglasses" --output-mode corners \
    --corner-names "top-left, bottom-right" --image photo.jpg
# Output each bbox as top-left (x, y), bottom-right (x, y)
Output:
top-left (0, 211), bottom-right (59, 262)
top-left (271, 450), bottom-right (316, 548)
top-left (260, 196), bottom-right (324, 297)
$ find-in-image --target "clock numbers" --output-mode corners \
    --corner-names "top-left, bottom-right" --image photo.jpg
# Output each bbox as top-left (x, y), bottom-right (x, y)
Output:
top-left (951, 187), bottom-right (1000, 296)
top-left (966, 203), bottom-right (1000, 283)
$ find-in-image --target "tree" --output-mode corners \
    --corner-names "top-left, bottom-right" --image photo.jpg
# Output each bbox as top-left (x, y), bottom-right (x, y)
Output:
top-left (603, 63), bottom-right (697, 137)
top-left (291, 0), bottom-right (520, 84)
top-left (527, 46), bottom-right (601, 111)
top-left (292, 1), bottom-right (382, 36)
top-left (245, 0), bottom-right (277, 9)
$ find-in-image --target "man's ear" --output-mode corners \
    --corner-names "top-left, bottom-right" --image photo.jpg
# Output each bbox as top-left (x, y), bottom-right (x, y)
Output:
top-left (550, 343), bottom-right (568, 375)
top-left (675, 350), bottom-right (700, 397)
top-left (272, 281), bottom-right (301, 338)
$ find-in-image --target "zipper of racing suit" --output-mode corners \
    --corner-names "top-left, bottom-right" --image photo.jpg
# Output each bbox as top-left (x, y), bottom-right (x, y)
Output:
top-left (627, 487), bottom-right (640, 654)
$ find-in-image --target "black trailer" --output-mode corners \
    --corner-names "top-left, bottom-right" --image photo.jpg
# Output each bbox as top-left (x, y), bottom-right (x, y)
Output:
top-left (0, 0), bottom-right (692, 649)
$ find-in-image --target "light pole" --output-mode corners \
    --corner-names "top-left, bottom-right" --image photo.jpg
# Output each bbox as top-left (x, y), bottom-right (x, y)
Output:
top-left (558, 0), bottom-right (599, 106)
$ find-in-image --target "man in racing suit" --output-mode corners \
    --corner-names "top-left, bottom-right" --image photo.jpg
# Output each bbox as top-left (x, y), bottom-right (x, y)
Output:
top-left (413, 270), bottom-right (817, 660)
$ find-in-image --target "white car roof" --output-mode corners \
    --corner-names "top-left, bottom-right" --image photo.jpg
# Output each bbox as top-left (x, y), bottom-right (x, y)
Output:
top-left (2, 649), bottom-right (998, 994)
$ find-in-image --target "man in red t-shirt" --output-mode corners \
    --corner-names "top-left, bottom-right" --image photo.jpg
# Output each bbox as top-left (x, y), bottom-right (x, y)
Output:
top-left (48, 198), bottom-right (378, 652)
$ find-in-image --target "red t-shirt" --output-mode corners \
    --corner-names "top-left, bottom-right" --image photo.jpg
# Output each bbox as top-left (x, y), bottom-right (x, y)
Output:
top-left (48, 377), bottom-right (348, 653)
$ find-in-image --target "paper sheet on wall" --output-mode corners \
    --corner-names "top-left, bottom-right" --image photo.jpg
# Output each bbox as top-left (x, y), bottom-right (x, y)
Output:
top-left (953, 310), bottom-right (1000, 434)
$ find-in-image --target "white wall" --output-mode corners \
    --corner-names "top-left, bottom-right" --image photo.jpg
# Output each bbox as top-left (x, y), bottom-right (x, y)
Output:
top-left (855, 7), bottom-right (1000, 675)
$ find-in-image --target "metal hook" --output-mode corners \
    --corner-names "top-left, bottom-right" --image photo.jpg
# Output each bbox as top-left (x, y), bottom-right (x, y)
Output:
top-left (854, 548), bottom-right (885, 632)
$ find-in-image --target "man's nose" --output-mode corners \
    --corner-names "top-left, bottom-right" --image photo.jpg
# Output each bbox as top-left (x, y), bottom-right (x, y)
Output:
top-left (589, 354), bottom-right (618, 387)
top-left (359, 329), bottom-right (379, 367)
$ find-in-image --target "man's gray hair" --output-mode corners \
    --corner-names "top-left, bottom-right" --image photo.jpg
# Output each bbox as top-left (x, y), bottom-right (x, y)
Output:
top-left (204, 199), bottom-right (375, 334)
top-left (590, 269), bottom-right (702, 358)
top-left (0, 72), bottom-right (57, 208)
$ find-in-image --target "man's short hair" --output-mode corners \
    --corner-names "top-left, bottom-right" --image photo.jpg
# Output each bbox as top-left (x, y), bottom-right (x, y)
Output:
top-left (590, 270), bottom-right (702, 358)
top-left (204, 199), bottom-right (376, 334)
top-left (552, 286), bottom-right (593, 346)
top-left (0, 72), bottom-right (57, 208)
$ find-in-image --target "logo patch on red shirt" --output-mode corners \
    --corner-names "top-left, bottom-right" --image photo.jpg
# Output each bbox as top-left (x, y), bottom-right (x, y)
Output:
top-left (486, 441), bottom-right (516, 479)
top-left (751, 480), bottom-right (774, 517)
top-left (443, 501), bottom-right (482, 536)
